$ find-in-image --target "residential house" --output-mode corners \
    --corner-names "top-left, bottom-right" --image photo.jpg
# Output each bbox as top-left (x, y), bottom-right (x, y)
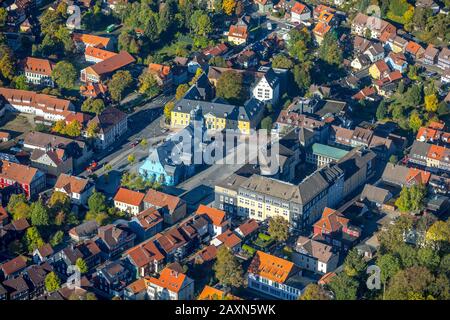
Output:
top-left (113, 187), bottom-right (145, 215)
top-left (0, 132), bottom-right (10, 142)
top-left (92, 260), bottom-right (132, 298)
top-left (252, 68), bottom-right (280, 105)
top-left (154, 228), bottom-right (188, 263)
top-left (247, 251), bottom-right (302, 300)
top-left (21, 57), bottom-right (55, 87)
top-left (254, 0), bottom-right (273, 13)
top-left (198, 285), bottom-right (240, 300)
top-left (80, 82), bottom-right (108, 99)
top-left (405, 41), bottom-right (425, 60)
top-left (312, 21), bottom-right (331, 45)
top-left (96, 224), bottom-right (136, 259)
top-left (293, 236), bottom-right (339, 274)
top-left (129, 208), bottom-right (164, 241)
top-left (211, 230), bottom-right (242, 253)
top-left (0, 88), bottom-right (76, 122)
top-left (124, 278), bottom-right (148, 300)
top-left (363, 42), bottom-right (385, 63)
top-left (386, 35), bottom-right (408, 53)
top-left (54, 174), bottom-right (93, 205)
top-left (23, 131), bottom-right (92, 174)
top-left (369, 60), bottom-right (390, 79)
top-left (291, 2), bottom-right (311, 24)
top-left (351, 13), bottom-right (396, 41)
top-left (236, 50), bottom-right (259, 69)
top-left (145, 263), bottom-right (195, 300)
top-left (69, 220), bottom-right (99, 242)
top-left (234, 219), bottom-right (260, 240)
top-left (203, 43), bottom-right (229, 58)
top-left (86, 107), bottom-right (128, 150)
top-left (80, 51), bottom-right (135, 83)
top-left (228, 24), bottom-right (249, 46)
top-left (24, 263), bottom-right (53, 299)
top-left (0, 160), bottom-right (46, 199)
top-left (360, 184), bottom-right (392, 207)
top-left (142, 189), bottom-right (187, 225)
top-left (350, 54), bottom-right (371, 70)
top-left (0, 255), bottom-right (28, 280)
top-left (148, 63), bottom-right (174, 93)
top-left (385, 52), bottom-right (408, 73)
top-left (381, 163), bottom-right (431, 188)
top-left (187, 53), bottom-right (209, 74)
top-left (408, 141), bottom-right (450, 173)
top-left (32, 244), bottom-right (54, 264)
top-left (2, 275), bottom-right (29, 300)
top-left (196, 205), bottom-right (229, 237)
top-left (312, 207), bottom-right (360, 250)
top-left (437, 47), bottom-right (450, 70)
top-left (126, 239), bottom-right (165, 277)
top-left (423, 44), bottom-right (439, 65)
top-left (52, 240), bottom-right (102, 276)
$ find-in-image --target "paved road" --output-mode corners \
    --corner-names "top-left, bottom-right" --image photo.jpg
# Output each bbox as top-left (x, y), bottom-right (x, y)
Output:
top-left (79, 94), bottom-right (173, 180)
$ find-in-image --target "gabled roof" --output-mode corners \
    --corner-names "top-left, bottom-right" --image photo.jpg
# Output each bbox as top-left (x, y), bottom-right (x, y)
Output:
top-left (248, 251), bottom-right (294, 284)
top-left (87, 51), bottom-right (135, 76)
top-left (198, 285), bottom-right (240, 300)
top-left (236, 219), bottom-right (259, 237)
top-left (196, 205), bottom-right (226, 227)
top-left (114, 187), bottom-right (145, 207)
top-left (145, 264), bottom-right (191, 293)
top-left (314, 207), bottom-right (349, 234)
top-left (215, 230), bottom-right (242, 249)
top-left (291, 2), bottom-right (308, 15)
top-left (1, 255), bottom-right (27, 276)
top-left (127, 240), bottom-right (165, 268)
top-left (143, 189), bottom-right (184, 214)
top-left (22, 57), bottom-right (54, 76)
top-left (55, 173), bottom-right (90, 194)
top-left (296, 236), bottom-right (336, 262)
top-left (85, 47), bottom-right (117, 61)
top-left (73, 33), bottom-right (111, 48)
top-left (0, 160), bottom-right (40, 185)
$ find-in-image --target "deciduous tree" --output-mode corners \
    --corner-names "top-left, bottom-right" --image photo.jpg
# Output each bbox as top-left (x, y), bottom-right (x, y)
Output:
top-left (213, 246), bottom-right (243, 288)
top-left (52, 61), bottom-right (77, 89)
top-left (268, 216), bottom-right (289, 242)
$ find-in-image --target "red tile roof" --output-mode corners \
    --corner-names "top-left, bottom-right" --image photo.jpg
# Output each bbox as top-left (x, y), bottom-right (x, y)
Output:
top-left (144, 189), bottom-right (183, 213)
top-left (196, 205), bottom-right (226, 226)
top-left (314, 207), bottom-right (349, 234)
top-left (23, 57), bottom-right (54, 76)
top-left (145, 265), bottom-right (188, 293)
top-left (0, 160), bottom-right (40, 185)
top-left (216, 230), bottom-right (241, 249)
top-left (248, 251), bottom-right (294, 284)
top-left (114, 187), bottom-right (145, 207)
top-left (1, 255), bottom-right (27, 276)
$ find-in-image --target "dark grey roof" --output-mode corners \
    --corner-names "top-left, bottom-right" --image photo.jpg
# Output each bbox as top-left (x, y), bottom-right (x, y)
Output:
top-left (261, 68), bottom-right (280, 89)
top-left (336, 148), bottom-right (376, 180)
top-left (381, 163), bottom-right (409, 186)
top-left (361, 184), bottom-right (391, 204)
top-left (216, 174), bottom-right (248, 192)
top-left (91, 107), bottom-right (127, 134)
top-left (409, 140), bottom-right (431, 158)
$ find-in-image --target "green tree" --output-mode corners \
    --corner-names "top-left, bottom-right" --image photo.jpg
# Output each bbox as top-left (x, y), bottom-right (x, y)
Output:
top-left (395, 184), bottom-right (427, 213)
top-left (87, 121), bottom-right (99, 138)
top-left (7, 194), bottom-right (29, 220)
top-left (49, 191), bottom-right (71, 213)
top-left (271, 54), bottom-right (294, 69)
top-left (81, 98), bottom-right (106, 114)
top-left (88, 191), bottom-right (108, 215)
top-left (409, 111), bottom-right (423, 132)
top-left (328, 273), bottom-right (359, 300)
top-left (389, 155), bottom-right (398, 164)
top-left (128, 154), bottom-right (136, 164)
top-left (175, 84), bottom-right (189, 100)
top-left (50, 230), bottom-right (64, 247)
top-left (385, 266), bottom-right (435, 300)
top-left (0, 8), bottom-right (7, 27)
top-left (377, 253), bottom-right (401, 284)
top-left (24, 227), bottom-right (45, 252)
top-left (213, 246), bottom-right (243, 288)
top-left (376, 100), bottom-right (388, 120)
top-left (190, 10), bottom-right (212, 36)
top-left (164, 101), bottom-right (175, 123)
top-left (216, 70), bottom-right (243, 102)
top-left (52, 61), bottom-right (77, 89)
top-left (343, 248), bottom-right (367, 278)
top-left (109, 70), bottom-right (133, 102)
top-left (417, 247), bottom-right (440, 271)
top-left (299, 284), bottom-right (330, 300)
top-left (395, 244), bottom-right (418, 269)
top-left (268, 216), bottom-right (289, 243)
top-left (64, 120), bottom-right (82, 137)
top-left (260, 116), bottom-right (273, 130)
top-left (378, 215), bottom-right (414, 253)
top-left (424, 94), bottom-right (438, 113)
top-left (30, 201), bottom-right (50, 227)
top-left (404, 84), bottom-right (422, 107)
top-left (138, 72), bottom-right (161, 98)
top-left (76, 258), bottom-right (89, 274)
top-left (13, 75), bottom-right (30, 90)
top-left (318, 32), bottom-right (343, 65)
top-left (293, 62), bottom-right (312, 93)
top-left (0, 44), bottom-right (16, 80)
top-left (45, 272), bottom-right (61, 293)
